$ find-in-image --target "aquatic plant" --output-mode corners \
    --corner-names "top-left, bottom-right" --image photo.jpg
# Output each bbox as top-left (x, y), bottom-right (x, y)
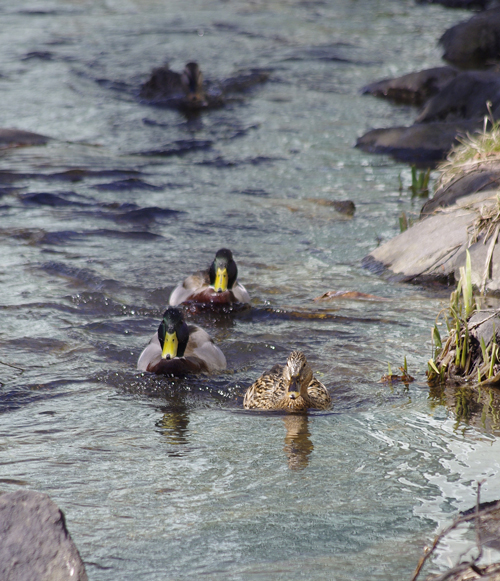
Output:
top-left (380, 356), bottom-right (414, 384)
top-left (399, 211), bottom-right (418, 233)
top-left (427, 250), bottom-right (500, 386)
top-left (409, 165), bottom-right (430, 198)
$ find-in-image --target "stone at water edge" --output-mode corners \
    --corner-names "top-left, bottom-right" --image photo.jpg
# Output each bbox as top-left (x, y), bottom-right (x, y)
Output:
top-left (421, 163), bottom-right (500, 216)
top-left (361, 66), bottom-right (459, 106)
top-left (0, 128), bottom-right (50, 149)
top-left (440, 7), bottom-right (500, 69)
top-left (363, 189), bottom-right (500, 293)
top-left (0, 489), bottom-right (88, 581)
top-left (355, 120), bottom-right (479, 165)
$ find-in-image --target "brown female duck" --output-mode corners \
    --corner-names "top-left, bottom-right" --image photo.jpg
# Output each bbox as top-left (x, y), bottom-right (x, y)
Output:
top-left (243, 351), bottom-right (331, 412)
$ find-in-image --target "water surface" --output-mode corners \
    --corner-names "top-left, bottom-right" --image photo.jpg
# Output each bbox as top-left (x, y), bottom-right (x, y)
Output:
top-left (1, 1), bottom-right (500, 580)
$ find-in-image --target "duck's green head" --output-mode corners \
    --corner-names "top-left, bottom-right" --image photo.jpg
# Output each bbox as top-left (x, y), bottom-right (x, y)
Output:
top-left (158, 307), bottom-right (189, 360)
top-left (209, 248), bottom-right (238, 293)
top-left (283, 351), bottom-right (313, 400)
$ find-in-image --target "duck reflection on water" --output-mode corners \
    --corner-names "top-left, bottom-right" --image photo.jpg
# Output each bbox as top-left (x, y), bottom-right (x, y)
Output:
top-left (156, 403), bottom-right (190, 449)
top-left (282, 414), bottom-right (314, 470)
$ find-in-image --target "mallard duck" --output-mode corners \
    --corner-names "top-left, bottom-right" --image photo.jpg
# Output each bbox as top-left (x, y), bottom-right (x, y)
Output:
top-left (137, 307), bottom-right (226, 375)
top-left (243, 351), bottom-right (331, 412)
top-left (139, 62), bottom-right (208, 109)
top-left (169, 248), bottom-right (250, 307)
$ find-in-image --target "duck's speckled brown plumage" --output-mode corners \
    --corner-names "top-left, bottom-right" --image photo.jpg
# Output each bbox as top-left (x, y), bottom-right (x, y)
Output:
top-left (243, 351), bottom-right (331, 412)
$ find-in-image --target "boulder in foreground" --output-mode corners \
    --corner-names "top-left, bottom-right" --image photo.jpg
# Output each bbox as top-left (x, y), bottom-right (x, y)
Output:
top-left (0, 489), bottom-right (88, 581)
top-left (363, 187), bottom-right (500, 292)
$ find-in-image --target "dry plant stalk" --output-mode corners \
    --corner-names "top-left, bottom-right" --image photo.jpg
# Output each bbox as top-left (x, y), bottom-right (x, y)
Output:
top-left (469, 194), bottom-right (500, 245)
top-left (411, 481), bottom-right (500, 581)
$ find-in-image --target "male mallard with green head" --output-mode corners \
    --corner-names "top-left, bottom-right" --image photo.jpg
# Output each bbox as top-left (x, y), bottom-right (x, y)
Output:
top-left (169, 248), bottom-right (250, 307)
top-left (137, 307), bottom-right (226, 376)
top-left (243, 351), bottom-right (331, 412)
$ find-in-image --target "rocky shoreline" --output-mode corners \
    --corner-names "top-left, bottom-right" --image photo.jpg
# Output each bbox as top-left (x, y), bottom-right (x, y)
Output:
top-left (360, 5), bottom-right (500, 581)
top-left (357, 7), bottom-right (500, 166)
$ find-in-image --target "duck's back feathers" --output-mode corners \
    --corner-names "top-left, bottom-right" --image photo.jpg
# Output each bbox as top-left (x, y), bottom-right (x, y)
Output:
top-left (139, 66), bottom-right (184, 101)
top-left (243, 364), bottom-right (284, 410)
top-left (168, 271), bottom-right (210, 306)
top-left (184, 325), bottom-right (227, 370)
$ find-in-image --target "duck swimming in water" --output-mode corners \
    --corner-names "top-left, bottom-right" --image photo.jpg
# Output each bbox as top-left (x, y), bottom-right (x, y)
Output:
top-left (137, 307), bottom-right (226, 376)
top-left (139, 62), bottom-right (209, 110)
top-left (140, 61), bottom-right (270, 112)
top-left (243, 351), bottom-right (331, 412)
top-left (169, 248), bottom-right (250, 307)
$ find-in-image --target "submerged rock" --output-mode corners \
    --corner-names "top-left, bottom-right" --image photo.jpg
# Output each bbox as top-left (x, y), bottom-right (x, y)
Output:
top-left (361, 66), bottom-right (459, 106)
top-left (440, 7), bottom-right (500, 68)
top-left (0, 489), bottom-right (88, 581)
top-left (0, 128), bottom-right (49, 149)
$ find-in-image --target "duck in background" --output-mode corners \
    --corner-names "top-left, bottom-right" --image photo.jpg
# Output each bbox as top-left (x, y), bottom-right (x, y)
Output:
top-left (137, 307), bottom-right (226, 376)
top-left (169, 248), bottom-right (250, 307)
top-left (140, 62), bottom-right (210, 110)
top-left (243, 351), bottom-right (331, 412)
top-left (139, 61), bottom-right (270, 112)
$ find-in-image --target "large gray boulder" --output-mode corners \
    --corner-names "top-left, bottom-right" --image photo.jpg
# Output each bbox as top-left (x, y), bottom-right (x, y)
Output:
top-left (440, 7), bottom-right (500, 68)
top-left (361, 66), bottom-right (459, 106)
top-left (363, 188), bottom-right (500, 292)
top-left (355, 121), bottom-right (478, 165)
top-left (416, 71), bottom-right (500, 122)
top-left (0, 489), bottom-right (88, 581)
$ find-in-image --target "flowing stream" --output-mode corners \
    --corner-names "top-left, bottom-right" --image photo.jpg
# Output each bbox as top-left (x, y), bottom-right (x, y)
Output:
top-left (2, 1), bottom-right (500, 580)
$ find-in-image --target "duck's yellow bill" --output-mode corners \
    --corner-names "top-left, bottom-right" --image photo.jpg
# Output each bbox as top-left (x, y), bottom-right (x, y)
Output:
top-left (288, 391), bottom-right (300, 400)
top-left (214, 267), bottom-right (228, 292)
top-left (161, 332), bottom-right (178, 359)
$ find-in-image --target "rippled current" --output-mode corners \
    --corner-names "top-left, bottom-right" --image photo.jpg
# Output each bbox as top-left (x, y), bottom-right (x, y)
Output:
top-left (2, 1), bottom-right (500, 580)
